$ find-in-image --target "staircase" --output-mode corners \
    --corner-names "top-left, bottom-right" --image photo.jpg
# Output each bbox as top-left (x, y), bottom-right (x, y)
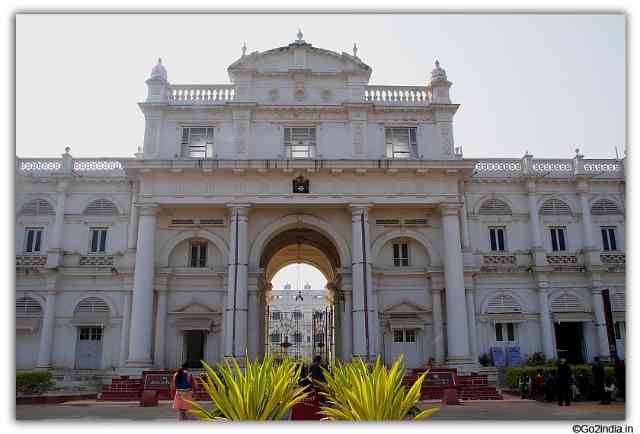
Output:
top-left (403, 367), bottom-right (502, 401)
top-left (99, 374), bottom-right (212, 401)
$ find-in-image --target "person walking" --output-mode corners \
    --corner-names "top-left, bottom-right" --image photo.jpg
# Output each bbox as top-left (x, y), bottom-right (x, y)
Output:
top-left (518, 373), bottom-right (530, 399)
top-left (556, 358), bottom-right (572, 406)
top-left (592, 357), bottom-right (606, 404)
top-left (171, 363), bottom-right (195, 420)
top-left (613, 356), bottom-right (625, 401)
top-left (310, 355), bottom-right (326, 385)
top-left (534, 369), bottom-right (545, 401)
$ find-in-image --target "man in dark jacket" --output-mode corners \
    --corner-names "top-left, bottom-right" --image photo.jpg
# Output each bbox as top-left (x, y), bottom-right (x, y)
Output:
top-left (556, 358), bottom-right (572, 406)
top-left (592, 357), bottom-right (606, 404)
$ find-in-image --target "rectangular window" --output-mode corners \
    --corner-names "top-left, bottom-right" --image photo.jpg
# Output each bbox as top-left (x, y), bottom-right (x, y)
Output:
top-left (601, 227), bottom-right (618, 251)
top-left (550, 227), bottom-right (567, 251)
top-left (404, 329), bottom-right (416, 343)
top-left (284, 127), bottom-right (316, 159)
top-left (392, 242), bottom-right (409, 267)
top-left (393, 329), bottom-right (404, 343)
top-left (495, 323), bottom-right (516, 342)
top-left (271, 311), bottom-right (282, 321)
top-left (385, 127), bottom-right (418, 159)
top-left (614, 321), bottom-right (625, 340)
top-left (293, 311), bottom-right (303, 320)
top-left (293, 332), bottom-right (303, 343)
top-left (270, 333), bottom-right (281, 344)
top-left (181, 127), bottom-right (214, 159)
top-left (24, 227), bottom-right (43, 253)
top-left (489, 227), bottom-right (506, 251)
top-left (495, 323), bottom-right (504, 342)
top-left (190, 242), bottom-right (207, 267)
top-left (89, 227), bottom-right (108, 253)
top-left (506, 323), bottom-right (515, 342)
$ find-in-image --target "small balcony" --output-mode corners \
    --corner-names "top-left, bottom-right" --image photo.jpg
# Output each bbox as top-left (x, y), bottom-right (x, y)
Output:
top-left (480, 252), bottom-right (529, 273)
top-left (78, 255), bottom-right (115, 267)
top-left (16, 255), bottom-right (47, 271)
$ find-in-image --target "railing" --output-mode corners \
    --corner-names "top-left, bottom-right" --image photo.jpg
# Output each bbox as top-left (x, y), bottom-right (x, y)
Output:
top-left (169, 85), bottom-right (235, 105)
top-left (600, 252), bottom-right (625, 265)
top-left (473, 157), bottom-right (624, 180)
top-left (482, 254), bottom-right (517, 266)
top-left (16, 255), bottom-right (47, 269)
top-left (17, 157), bottom-right (127, 178)
top-left (364, 86), bottom-right (429, 105)
top-left (79, 255), bottom-right (115, 267)
top-left (546, 254), bottom-right (578, 266)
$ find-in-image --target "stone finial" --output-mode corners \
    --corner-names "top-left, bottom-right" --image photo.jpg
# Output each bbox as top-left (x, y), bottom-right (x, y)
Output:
top-left (430, 59), bottom-right (447, 82)
top-left (241, 42), bottom-right (247, 57)
top-left (297, 28), bottom-right (303, 41)
top-left (575, 147), bottom-right (583, 157)
top-left (64, 146), bottom-right (71, 154)
top-left (353, 43), bottom-right (358, 57)
top-left (150, 57), bottom-right (168, 81)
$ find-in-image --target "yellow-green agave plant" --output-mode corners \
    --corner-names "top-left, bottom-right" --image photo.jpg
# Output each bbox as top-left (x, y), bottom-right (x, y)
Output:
top-left (317, 355), bottom-right (440, 421)
top-left (189, 356), bottom-right (311, 421)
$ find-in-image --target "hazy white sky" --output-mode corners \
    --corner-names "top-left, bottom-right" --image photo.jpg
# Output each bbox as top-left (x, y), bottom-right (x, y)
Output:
top-left (17, 14), bottom-right (624, 159)
top-left (271, 263), bottom-right (327, 291)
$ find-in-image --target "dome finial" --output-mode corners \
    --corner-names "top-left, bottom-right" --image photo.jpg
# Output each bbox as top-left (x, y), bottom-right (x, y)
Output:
top-left (353, 43), bottom-right (358, 57)
top-left (241, 42), bottom-right (247, 57)
top-left (150, 57), bottom-right (168, 81)
top-left (297, 28), bottom-right (303, 41)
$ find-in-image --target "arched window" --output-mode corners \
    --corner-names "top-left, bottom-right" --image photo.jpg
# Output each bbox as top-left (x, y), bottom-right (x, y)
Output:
top-left (486, 294), bottom-right (522, 313)
top-left (74, 297), bottom-right (110, 315)
top-left (20, 199), bottom-right (55, 216)
top-left (478, 198), bottom-right (512, 216)
top-left (16, 297), bottom-right (43, 316)
top-left (84, 199), bottom-right (118, 216)
top-left (550, 293), bottom-right (584, 312)
top-left (540, 198), bottom-right (572, 216)
top-left (591, 199), bottom-right (622, 216)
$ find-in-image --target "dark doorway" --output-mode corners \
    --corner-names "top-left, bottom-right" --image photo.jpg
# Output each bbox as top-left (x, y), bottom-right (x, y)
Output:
top-left (184, 330), bottom-right (206, 369)
top-left (554, 322), bottom-right (584, 364)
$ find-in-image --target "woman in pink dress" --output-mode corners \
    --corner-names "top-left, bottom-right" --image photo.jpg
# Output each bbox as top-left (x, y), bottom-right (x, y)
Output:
top-left (171, 363), bottom-right (195, 420)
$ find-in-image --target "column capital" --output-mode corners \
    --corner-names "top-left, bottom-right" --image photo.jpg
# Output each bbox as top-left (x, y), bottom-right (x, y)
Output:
top-left (439, 202), bottom-right (463, 216)
top-left (136, 203), bottom-right (160, 216)
top-left (227, 203), bottom-right (252, 215)
top-left (349, 203), bottom-right (372, 215)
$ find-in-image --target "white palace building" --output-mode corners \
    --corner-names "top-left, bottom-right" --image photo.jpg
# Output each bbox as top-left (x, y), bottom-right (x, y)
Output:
top-left (16, 33), bottom-right (626, 375)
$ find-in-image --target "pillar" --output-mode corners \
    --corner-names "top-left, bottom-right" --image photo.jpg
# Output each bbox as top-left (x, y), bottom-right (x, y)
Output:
top-left (46, 181), bottom-right (69, 268)
top-left (247, 286), bottom-right (261, 360)
top-left (36, 277), bottom-right (59, 369)
top-left (224, 204), bottom-right (250, 359)
top-left (126, 204), bottom-right (159, 367)
top-left (350, 204), bottom-right (378, 362)
top-left (458, 180), bottom-right (471, 250)
top-left (591, 287), bottom-right (612, 359)
top-left (154, 289), bottom-right (168, 369)
top-left (440, 204), bottom-right (471, 363)
top-left (537, 287), bottom-right (555, 359)
top-left (466, 288), bottom-right (478, 362)
top-left (340, 289), bottom-right (353, 362)
top-left (526, 180), bottom-right (542, 249)
top-left (577, 182), bottom-right (595, 249)
top-left (431, 288), bottom-right (445, 364)
top-left (119, 290), bottom-right (132, 367)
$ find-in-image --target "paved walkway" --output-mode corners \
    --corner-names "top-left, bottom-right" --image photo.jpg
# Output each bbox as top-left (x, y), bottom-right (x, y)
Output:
top-left (15, 399), bottom-right (625, 421)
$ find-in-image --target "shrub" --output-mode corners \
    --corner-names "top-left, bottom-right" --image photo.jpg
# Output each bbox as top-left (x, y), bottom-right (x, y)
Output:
top-left (478, 352), bottom-right (493, 367)
top-left (505, 364), bottom-right (617, 389)
top-left (189, 356), bottom-right (310, 421)
top-left (16, 371), bottom-right (55, 396)
top-left (524, 352), bottom-right (546, 366)
top-left (317, 355), bottom-right (440, 421)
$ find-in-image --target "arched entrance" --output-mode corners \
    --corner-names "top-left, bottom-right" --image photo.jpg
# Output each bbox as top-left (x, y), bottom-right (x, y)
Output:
top-left (256, 226), bottom-right (345, 363)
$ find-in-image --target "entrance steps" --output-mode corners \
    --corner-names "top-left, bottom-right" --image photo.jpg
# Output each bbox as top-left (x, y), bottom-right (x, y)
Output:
top-left (403, 367), bottom-right (502, 401)
top-left (98, 374), bottom-right (211, 401)
top-left (50, 369), bottom-right (117, 394)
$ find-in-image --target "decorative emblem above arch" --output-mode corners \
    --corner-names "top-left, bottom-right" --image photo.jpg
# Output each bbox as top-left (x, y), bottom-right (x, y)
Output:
top-left (370, 228), bottom-right (441, 267)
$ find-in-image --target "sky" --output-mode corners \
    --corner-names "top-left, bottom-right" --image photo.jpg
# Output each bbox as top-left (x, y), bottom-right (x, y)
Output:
top-left (271, 263), bottom-right (327, 291)
top-left (16, 14), bottom-right (625, 159)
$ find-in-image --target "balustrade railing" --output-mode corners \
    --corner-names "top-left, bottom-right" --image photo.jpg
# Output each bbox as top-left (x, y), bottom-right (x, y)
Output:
top-left (473, 157), bottom-right (624, 180)
top-left (364, 86), bottom-right (429, 105)
top-left (16, 255), bottom-right (47, 269)
top-left (79, 255), bottom-right (115, 267)
top-left (600, 252), bottom-right (625, 265)
top-left (169, 85), bottom-right (235, 104)
top-left (18, 157), bottom-right (127, 177)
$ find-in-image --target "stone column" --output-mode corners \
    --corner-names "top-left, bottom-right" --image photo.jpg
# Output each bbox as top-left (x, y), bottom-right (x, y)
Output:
top-left (591, 287), bottom-right (612, 359)
top-left (458, 180), bottom-right (471, 250)
top-left (124, 183), bottom-right (140, 268)
top-left (537, 286), bottom-right (555, 359)
top-left (247, 285), bottom-right (261, 360)
top-left (440, 204), bottom-right (471, 364)
top-left (224, 204), bottom-right (250, 359)
top-left (154, 286), bottom-right (168, 369)
top-left (341, 288), bottom-right (353, 361)
top-left (126, 204), bottom-right (159, 367)
top-left (466, 288), bottom-right (478, 363)
top-left (350, 204), bottom-right (378, 361)
top-left (46, 181), bottom-right (69, 268)
top-left (119, 288), bottom-right (132, 367)
top-left (36, 276), bottom-right (59, 369)
top-left (431, 288), bottom-right (445, 364)
top-left (577, 182), bottom-right (595, 249)
top-left (526, 180), bottom-right (542, 248)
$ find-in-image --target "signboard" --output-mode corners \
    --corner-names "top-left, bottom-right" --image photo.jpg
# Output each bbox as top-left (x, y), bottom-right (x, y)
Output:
top-left (601, 290), bottom-right (618, 359)
top-left (424, 370), bottom-right (456, 387)
top-left (506, 346), bottom-right (522, 366)
top-left (490, 347), bottom-right (506, 367)
top-left (142, 371), bottom-right (172, 391)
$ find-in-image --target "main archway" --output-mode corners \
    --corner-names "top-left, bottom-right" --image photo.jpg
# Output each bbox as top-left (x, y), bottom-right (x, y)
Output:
top-left (256, 225), bottom-right (345, 363)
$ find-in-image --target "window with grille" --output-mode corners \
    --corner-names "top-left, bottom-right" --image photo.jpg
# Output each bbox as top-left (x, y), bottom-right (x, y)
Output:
top-left (89, 227), bottom-right (108, 253)
top-left (271, 311), bottom-right (282, 321)
top-left (16, 297), bottom-right (42, 316)
top-left (495, 323), bottom-right (516, 342)
top-left (270, 333), bottom-right (281, 344)
top-left (489, 227), bottom-right (506, 251)
top-left (24, 227), bottom-right (44, 253)
top-left (20, 199), bottom-right (55, 216)
top-left (393, 242), bottom-right (409, 267)
top-left (385, 127), bottom-right (417, 159)
top-left (591, 199), bottom-right (622, 216)
top-left (293, 332), bottom-right (303, 343)
top-left (181, 127), bottom-right (214, 159)
top-left (601, 226), bottom-right (618, 251)
top-left (550, 293), bottom-right (582, 312)
top-left (549, 227), bottom-right (567, 251)
top-left (478, 199), bottom-right (512, 216)
top-left (540, 199), bottom-right (572, 216)
top-left (79, 327), bottom-right (103, 341)
top-left (393, 329), bottom-right (417, 343)
top-left (293, 311), bottom-right (303, 320)
top-left (487, 294), bottom-right (522, 314)
top-left (190, 242), bottom-right (207, 267)
top-left (284, 127), bottom-right (316, 159)
top-left (84, 199), bottom-right (118, 216)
